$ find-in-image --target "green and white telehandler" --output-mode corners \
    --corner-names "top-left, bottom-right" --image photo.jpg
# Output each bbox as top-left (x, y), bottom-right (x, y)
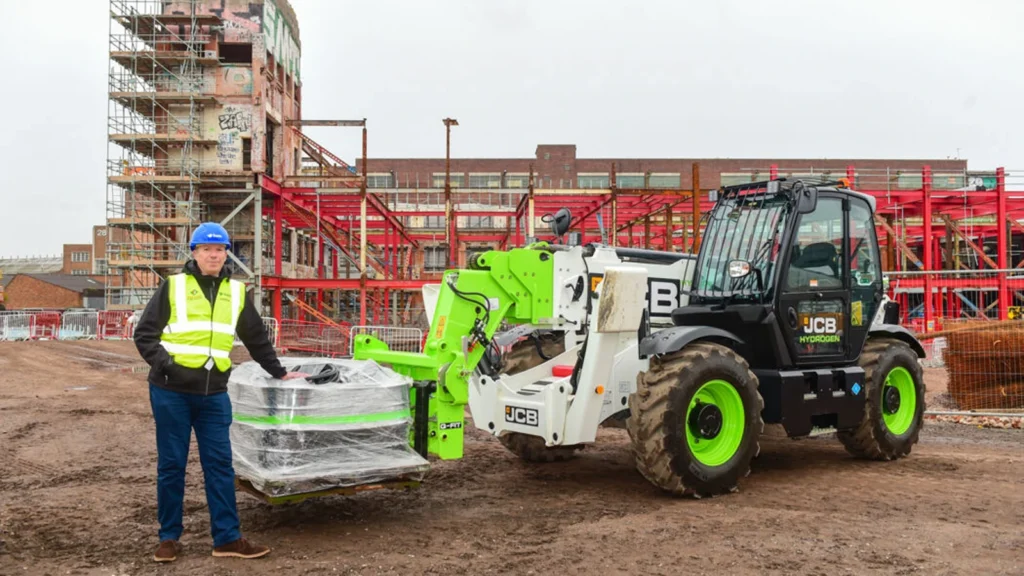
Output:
top-left (352, 178), bottom-right (927, 497)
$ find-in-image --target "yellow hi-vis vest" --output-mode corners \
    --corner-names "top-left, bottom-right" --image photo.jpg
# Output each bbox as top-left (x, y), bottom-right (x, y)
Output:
top-left (160, 274), bottom-right (245, 372)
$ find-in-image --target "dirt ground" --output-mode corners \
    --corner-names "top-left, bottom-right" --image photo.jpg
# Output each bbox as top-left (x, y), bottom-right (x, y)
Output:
top-left (1, 341), bottom-right (1021, 576)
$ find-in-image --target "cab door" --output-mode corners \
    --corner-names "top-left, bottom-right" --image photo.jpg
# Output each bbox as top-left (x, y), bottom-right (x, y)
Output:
top-left (776, 195), bottom-right (850, 367)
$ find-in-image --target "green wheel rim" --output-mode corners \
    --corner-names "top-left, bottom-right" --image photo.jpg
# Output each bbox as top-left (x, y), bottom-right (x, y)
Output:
top-left (882, 366), bottom-right (917, 436)
top-left (685, 379), bottom-right (745, 467)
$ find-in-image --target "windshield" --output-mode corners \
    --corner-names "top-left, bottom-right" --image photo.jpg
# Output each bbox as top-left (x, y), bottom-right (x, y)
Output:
top-left (694, 195), bottom-right (790, 298)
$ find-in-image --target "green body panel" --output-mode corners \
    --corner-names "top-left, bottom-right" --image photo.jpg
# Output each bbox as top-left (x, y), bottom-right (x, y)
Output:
top-left (354, 246), bottom-right (556, 460)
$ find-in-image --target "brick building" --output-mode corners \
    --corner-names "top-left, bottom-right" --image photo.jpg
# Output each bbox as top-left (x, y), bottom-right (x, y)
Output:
top-left (354, 144), bottom-right (972, 275)
top-left (62, 244), bottom-right (93, 276)
top-left (359, 144), bottom-right (970, 191)
top-left (1, 274), bottom-right (106, 310)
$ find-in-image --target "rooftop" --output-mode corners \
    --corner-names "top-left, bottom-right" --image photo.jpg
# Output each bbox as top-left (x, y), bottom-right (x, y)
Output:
top-left (10, 274), bottom-right (106, 293)
top-left (0, 256), bottom-right (63, 275)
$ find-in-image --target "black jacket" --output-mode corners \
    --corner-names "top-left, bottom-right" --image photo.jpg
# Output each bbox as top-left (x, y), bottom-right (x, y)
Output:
top-left (134, 260), bottom-right (287, 395)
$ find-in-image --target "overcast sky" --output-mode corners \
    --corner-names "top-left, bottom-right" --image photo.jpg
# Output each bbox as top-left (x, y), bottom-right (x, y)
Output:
top-left (1, 0), bottom-right (1021, 258)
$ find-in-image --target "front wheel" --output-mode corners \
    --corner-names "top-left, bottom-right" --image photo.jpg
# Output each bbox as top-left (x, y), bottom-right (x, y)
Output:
top-left (838, 337), bottom-right (925, 460)
top-left (628, 342), bottom-right (764, 497)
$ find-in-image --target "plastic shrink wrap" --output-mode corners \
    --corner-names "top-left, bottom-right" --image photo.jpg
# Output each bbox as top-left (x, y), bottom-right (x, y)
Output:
top-left (228, 357), bottom-right (430, 496)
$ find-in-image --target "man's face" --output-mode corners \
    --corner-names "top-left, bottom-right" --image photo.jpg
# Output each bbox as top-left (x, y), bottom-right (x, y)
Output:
top-left (193, 244), bottom-right (227, 276)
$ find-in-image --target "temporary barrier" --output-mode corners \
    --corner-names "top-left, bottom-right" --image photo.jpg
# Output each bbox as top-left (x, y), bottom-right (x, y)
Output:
top-left (30, 312), bottom-right (61, 340)
top-left (60, 311), bottom-right (100, 340)
top-left (0, 312), bottom-right (33, 342)
top-left (349, 326), bottom-right (424, 355)
top-left (98, 310), bottom-right (136, 340)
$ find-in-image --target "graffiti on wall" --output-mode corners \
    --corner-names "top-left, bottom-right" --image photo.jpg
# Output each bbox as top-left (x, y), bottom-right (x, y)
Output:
top-left (217, 132), bottom-right (241, 166)
top-left (218, 66), bottom-right (253, 96)
top-left (200, 104), bottom-right (252, 169)
top-left (218, 107), bottom-right (252, 132)
top-left (263, 0), bottom-right (301, 81)
top-left (222, 13), bottom-right (259, 43)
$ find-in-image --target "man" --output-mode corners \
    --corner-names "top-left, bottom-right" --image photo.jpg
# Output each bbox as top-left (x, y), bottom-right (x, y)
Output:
top-left (134, 222), bottom-right (308, 563)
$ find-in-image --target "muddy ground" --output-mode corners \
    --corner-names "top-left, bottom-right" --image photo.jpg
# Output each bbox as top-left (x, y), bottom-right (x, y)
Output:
top-left (0, 341), bottom-right (1021, 576)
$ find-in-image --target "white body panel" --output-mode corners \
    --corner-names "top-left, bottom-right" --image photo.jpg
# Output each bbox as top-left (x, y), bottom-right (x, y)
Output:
top-left (469, 245), bottom-right (698, 447)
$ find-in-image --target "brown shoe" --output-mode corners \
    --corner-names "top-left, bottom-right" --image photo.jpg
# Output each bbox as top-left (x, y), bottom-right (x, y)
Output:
top-left (153, 540), bottom-right (181, 562)
top-left (212, 537), bottom-right (270, 559)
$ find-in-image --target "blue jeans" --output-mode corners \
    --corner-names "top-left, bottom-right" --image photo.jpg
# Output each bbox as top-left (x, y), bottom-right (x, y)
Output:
top-left (149, 384), bottom-right (241, 547)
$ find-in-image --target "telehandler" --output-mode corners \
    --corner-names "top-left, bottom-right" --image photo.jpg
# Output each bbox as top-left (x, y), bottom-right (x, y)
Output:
top-left (352, 178), bottom-right (926, 497)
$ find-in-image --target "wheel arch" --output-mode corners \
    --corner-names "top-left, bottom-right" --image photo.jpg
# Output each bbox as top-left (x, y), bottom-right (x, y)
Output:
top-left (867, 324), bottom-right (927, 359)
top-left (639, 325), bottom-right (746, 359)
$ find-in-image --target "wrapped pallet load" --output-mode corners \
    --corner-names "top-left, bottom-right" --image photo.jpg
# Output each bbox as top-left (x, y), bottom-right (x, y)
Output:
top-left (228, 357), bottom-right (430, 497)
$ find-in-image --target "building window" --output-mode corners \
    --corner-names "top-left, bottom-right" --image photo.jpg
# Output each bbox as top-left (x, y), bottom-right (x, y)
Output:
top-left (421, 215), bottom-right (445, 229)
top-left (367, 173), bottom-right (394, 188)
top-left (72, 269), bottom-right (89, 276)
top-left (578, 173), bottom-right (610, 189)
top-left (72, 252), bottom-right (90, 263)
top-left (895, 172), bottom-right (923, 189)
top-left (720, 173), bottom-right (759, 187)
top-left (469, 173), bottom-right (501, 188)
top-left (95, 259), bottom-right (108, 276)
top-left (649, 173), bottom-right (681, 188)
top-left (617, 173), bottom-right (644, 188)
top-left (424, 245), bottom-right (448, 272)
top-left (463, 216), bottom-right (493, 229)
top-left (219, 43), bottom-right (253, 64)
top-left (505, 173), bottom-right (530, 188)
top-left (432, 173), bottom-right (465, 188)
top-left (932, 173), bottom-right (966, 190)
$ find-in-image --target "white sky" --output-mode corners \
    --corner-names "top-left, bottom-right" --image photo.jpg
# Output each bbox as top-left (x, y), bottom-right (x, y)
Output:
top-left (1, 0), bottom-right (1021, 257)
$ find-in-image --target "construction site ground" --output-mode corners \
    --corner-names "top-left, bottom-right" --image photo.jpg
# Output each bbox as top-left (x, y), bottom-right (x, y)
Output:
top-left (0, 341), bottom-right (1021, 576)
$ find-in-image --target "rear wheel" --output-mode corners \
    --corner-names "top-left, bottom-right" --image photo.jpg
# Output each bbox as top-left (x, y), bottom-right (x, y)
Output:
top-left (628, 342), bottom-right (763, 497)
top-left (838, 337), bottom-right (925, 459)
top-left (497, 333), bottom-right (580, 462)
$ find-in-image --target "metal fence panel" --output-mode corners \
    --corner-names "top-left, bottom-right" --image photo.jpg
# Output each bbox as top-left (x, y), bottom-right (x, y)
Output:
top-left (60, 311), bottom-right (100, 340)
top-left (885, 270), bottom-right (1024, 414)
top-left (0, 312), bottom-right (33, 342)
top-left (349, 326), bottom-right (424, 355)
top-left (278, 319), bottom-right (351, 358)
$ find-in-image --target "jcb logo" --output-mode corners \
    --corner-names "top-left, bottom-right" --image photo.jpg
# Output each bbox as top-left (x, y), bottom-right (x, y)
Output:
top-left (505, 405), bottom-right (539, 427)
top-left (802, 316), bottom-right (838, 334)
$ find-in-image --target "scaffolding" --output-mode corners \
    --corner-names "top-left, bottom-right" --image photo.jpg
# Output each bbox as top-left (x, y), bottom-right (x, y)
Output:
top-left (106, 0), bottom-right (219, 308)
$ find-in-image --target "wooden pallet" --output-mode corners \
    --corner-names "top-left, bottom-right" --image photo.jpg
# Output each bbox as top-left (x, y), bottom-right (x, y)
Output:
top-left (235, 476), bottom-right (422, 506)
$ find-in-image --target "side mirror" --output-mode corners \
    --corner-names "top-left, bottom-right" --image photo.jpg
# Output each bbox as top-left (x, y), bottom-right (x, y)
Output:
top-left (543, 207), bottom-right (573, 240)
top-left (728, 260), bottom-right (752, 279)
top-left (796, 186), bottom-right (818, 214)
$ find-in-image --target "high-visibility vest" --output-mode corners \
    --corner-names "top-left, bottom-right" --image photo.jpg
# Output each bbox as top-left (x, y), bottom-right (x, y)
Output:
top-left (160, 274), bottom-right (245, 372)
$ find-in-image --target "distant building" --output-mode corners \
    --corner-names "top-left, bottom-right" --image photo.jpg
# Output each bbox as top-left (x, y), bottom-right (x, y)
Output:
top-left (2, 274), bottom-right (106, 310)
top-left (63, 244), bottom-right (93, 276)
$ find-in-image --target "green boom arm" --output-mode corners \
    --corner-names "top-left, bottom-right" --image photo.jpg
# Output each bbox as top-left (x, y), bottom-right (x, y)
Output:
top-left (353, 246), bottom-right (556, 460)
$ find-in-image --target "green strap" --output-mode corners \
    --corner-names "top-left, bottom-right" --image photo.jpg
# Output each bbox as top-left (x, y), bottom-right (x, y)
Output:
top-left (233, 410), bottom-right (411, 426)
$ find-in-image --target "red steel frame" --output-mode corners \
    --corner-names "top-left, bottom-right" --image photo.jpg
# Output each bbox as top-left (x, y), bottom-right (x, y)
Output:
top-left (258, 145), bottom-right (1024, 333)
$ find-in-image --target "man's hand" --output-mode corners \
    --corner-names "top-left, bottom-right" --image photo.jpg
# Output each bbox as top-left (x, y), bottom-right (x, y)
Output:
top-left (281, 372), bottom-right (311, 381)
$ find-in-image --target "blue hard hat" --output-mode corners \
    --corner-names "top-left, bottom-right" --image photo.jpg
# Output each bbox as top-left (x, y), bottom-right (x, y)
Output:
top-left (190, 222), bottom-right (231, 250)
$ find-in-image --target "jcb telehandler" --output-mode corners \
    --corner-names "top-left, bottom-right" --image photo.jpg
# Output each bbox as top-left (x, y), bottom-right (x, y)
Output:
top-left (353, 178), bottom-right (926, 497)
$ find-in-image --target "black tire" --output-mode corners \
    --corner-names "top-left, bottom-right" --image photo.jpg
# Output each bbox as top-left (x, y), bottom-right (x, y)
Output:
top-left (497, 334), bottom-right (580, 462)
top-left (838, 337), bottom-right (925, 460)
top-left (628, 342), bottom-right (764, 497)
top-left (502, 332), bottom-right (565, 375)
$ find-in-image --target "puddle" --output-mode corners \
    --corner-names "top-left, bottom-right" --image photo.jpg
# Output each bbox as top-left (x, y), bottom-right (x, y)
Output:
top-left (65, 386), bottom-right (93, 391)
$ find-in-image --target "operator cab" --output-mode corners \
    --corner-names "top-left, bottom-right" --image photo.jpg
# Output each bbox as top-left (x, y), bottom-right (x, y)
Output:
top-left (675, 178), bottom-right (885, 371)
